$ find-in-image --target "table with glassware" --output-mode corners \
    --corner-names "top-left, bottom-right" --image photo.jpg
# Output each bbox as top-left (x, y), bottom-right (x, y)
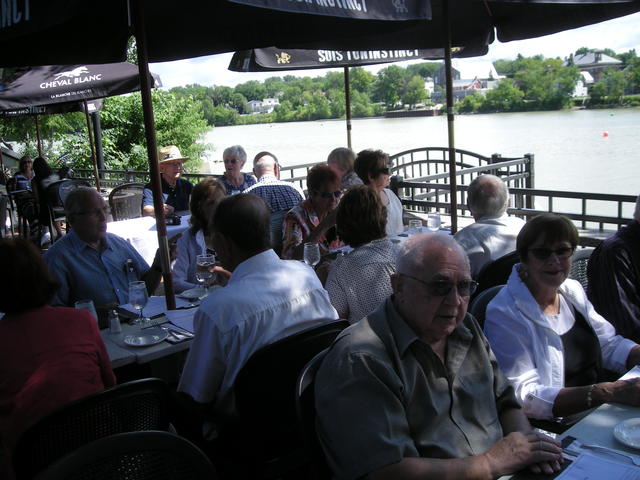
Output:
top-left (100, 295), bottom-right (199, 369)
top-left (106, 212), bottom-right (191, 265)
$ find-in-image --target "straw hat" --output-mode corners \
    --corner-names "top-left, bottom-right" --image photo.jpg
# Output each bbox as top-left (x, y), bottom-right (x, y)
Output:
top-left (158, 145), bottom-right (188, 164)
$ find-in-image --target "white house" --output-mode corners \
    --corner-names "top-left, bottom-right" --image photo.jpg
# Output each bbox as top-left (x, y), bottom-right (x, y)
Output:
top-left (433, 60), bottom-right (504, 101)
top-left (247, 98), bottom-right (280, 114)
top-left (572, 71), bottom-right (594, 98)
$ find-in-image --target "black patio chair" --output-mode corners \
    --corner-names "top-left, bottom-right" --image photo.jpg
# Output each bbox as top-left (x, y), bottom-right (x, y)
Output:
top-left (468, 285), bottom-right (504, 329)
top-left (33, 431), bottom-right (218, 480)
top-left (108, 182), bottom-right (145, 221)
top-left (43, 178), bottom-right (91, 241)
top-left (569, 247), bottom-right (594, 293)
top-left (473, 250), bottom-right (519, 301)
top-left (12, 378), bottom-right (170, 480)
top-left (229, 319), bottom-right (349, 479)
top-left (295, 349), bottom-right (333, 480)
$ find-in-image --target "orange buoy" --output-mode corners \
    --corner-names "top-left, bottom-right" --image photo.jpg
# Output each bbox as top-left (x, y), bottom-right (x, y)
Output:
top-left (602, 131), bottom-right (609, 137)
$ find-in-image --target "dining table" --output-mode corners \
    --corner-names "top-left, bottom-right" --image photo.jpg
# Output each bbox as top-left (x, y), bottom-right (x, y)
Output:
top-left (106, 212), bottom-right (191, 265)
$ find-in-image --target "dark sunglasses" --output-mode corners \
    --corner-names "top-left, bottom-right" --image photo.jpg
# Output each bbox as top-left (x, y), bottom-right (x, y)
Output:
top-left (374, 167), bottom-right (391, 176)
top-left (400, 273), bottom-right (478, 297)
top-left (223, 158), bottom-right (240, 164)
top-left (528, 246), bottom-right (575, 260)
top-left (313, 189), bottom-right (342, 199)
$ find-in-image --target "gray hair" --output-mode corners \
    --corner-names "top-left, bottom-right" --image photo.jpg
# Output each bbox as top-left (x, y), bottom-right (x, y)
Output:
top-left (467, 174), bottom-right (509, 218)
top-left (327, 147), bottom-right (356, 173)
top-left (396, 233), bottom-right (470, 277)
top-left (635, 194), bottom-right (640, 222)
top-left (64, 187), bottom-right (102, 215)
top-left (223, 145), bottom-right (247, 165)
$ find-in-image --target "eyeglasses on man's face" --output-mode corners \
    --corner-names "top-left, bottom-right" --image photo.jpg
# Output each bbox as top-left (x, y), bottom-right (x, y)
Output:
top-left (73, 206), bottom-right (110, 218)
top-left (528, 246), bottom-right (575, 261)
top-left (312, 189), bottom-right (342, 199)
top-left (400, 273), bottom-right (478, 297)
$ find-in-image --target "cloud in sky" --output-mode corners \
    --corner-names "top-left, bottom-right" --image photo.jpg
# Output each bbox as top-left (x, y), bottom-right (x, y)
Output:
top-left (150, 12), bottom-right (640, 89)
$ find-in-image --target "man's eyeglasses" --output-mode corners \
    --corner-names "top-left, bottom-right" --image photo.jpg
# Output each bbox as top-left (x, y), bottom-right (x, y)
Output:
top-left (400, 273), bottom-right (478, 297)
top-left (312, 189), bottom-right (342, 199)
top-left (374, 167), bottom-right (391, 176)
top-left (528, 246), bottom-right (575, 260)
top-left (72, 206), bottom-right (109, 218)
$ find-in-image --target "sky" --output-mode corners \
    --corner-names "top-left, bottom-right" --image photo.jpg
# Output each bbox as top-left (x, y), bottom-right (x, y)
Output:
top-left (150, 12), bottom-right (640, 90)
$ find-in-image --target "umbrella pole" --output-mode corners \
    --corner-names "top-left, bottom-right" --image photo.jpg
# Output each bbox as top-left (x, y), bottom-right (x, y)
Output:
top-left (443, 0), bottom-right (458, 234)
top-left (132, 0), bottom-right (176, 310)
top-left (83, 101), bottom-right (101, 191)
top-left (34, 115), bottom-right (43, 157)
top-left (344, 67), bottom-right (352, 149)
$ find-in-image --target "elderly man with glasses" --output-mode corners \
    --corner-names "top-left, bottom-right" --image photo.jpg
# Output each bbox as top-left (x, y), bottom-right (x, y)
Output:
top-left (315, 233), bottom-right (562, 480)
top-left (44, 188), bottom-right (163, 309)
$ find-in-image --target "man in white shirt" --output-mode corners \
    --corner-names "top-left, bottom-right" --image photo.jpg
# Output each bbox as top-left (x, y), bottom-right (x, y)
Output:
top-left (178, 194), bottom-right (337, 418)
top-left (454, 175), bottom-right (525, 277)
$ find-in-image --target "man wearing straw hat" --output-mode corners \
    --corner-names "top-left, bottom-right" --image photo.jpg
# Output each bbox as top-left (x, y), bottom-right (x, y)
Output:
top-left (142, 145), bottom-right (193, 216)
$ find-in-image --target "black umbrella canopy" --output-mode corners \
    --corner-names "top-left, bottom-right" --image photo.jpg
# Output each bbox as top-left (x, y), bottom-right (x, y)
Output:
top-left (0, 99), bottom-right (103, 117)
top-left (0, 63), bottom-right (161, 111)
top-left (1, 1), bottom-right (639, 66)
top-left (229, 45), bottom-right (488, 72)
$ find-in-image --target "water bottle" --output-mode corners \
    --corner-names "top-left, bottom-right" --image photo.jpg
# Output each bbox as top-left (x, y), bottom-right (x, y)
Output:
top-left (108, 310), bottom-right (122, 334)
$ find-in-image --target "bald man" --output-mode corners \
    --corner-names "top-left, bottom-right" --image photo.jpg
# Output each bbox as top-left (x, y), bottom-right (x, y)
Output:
top-left (315, 234), bottom-right (562, 480)
top-left (178, 194), bottom-right (337, 418)
top-left (455, 174), bottom-right (525, 277)
top-left (243, 152), bottom-right (304, 254)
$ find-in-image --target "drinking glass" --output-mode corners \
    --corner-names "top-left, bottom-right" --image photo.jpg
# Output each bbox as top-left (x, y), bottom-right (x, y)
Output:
top-left (427, 214), bottom-right (442, 232)
top-left (407, 219), bottom-right (423, 236)
top-left (196, 253), bottom-right (215, 296)
top-left (128, 281), bottom-right (149, 326)
top-left (303, 242), bottom-right (321, 268)
top-left (74, 299), bottom-right (98, 324)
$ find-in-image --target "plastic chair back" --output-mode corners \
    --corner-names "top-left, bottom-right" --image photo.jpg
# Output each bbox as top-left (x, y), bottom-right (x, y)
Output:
top-left (232, 319), bottom-right (349, 476)
top-left (33, 431), bottom-right (218, 480)
top-left (296, 349), bottom-right (332, 480)
top-left (473, 250), bottom-right (519, 300)
top-left (569, 247), bottom-right (594, 293)
top-left (12, 378), bottom-right (170, 480)
top-left (109, 183), bottom-right (145, 221)
top-left (468, 285), bottom-right (504, 329)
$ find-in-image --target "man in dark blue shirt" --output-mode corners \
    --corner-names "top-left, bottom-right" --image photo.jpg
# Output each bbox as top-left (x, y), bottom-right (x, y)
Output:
top-left (142, 145), bottom-right (193, 216)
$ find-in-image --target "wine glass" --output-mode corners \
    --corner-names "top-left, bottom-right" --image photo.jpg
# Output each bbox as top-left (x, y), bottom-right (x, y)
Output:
top-left (196, 253), bottom-right (215, 296)
top-left (407, 219), bottom-right (423, 236)
top-left (427, 214), bottom-right (442, 232)
top-left (128, 281), bottom-right (149, 326)
top-left (303, 242), bottom-right (321, 268)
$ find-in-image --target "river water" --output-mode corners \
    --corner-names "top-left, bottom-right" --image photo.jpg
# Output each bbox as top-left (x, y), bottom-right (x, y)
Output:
top-left (205, 108), bottom-right (639, 196)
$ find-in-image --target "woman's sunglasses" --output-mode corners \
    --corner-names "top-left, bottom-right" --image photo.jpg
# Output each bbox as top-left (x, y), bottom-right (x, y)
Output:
top-left (528, 247), bottom-right (575, 260)
top-left (312, 189), bottom-right (342, 199)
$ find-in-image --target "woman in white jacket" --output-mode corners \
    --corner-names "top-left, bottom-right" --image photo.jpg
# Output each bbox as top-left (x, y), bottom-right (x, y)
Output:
top-left (485, 213), bottom-right (640, 425)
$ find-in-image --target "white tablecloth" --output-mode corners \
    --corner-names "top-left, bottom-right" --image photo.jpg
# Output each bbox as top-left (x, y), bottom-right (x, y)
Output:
top-left (107, 214), bottom-right (191, 265)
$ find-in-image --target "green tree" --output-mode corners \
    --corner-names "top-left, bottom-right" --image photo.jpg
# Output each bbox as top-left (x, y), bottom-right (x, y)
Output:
top-left (402, 75), bottom-right (427, 109)
top-left (456, 92), bottom-right (484, 113)
top-left (479, 79), bottom-right (524, 112)
top-left (349, 67), bottom-right (376, 94)
top-left (589, 82), bottom-right (607, 105)
top-left (406, 62), bottom-right (441, 79)
top-left (100, 90), bottom-right (209, 171)
top-left (604, 70), bottom-right (625, 103)
top-left (234, 80), bottom-right (266, 101)
top-left (372, 65), bottom-right (406, 109)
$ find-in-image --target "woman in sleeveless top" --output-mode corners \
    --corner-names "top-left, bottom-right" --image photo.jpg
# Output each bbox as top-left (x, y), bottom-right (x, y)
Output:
top-left (484, 213), bottom-right (640, 424)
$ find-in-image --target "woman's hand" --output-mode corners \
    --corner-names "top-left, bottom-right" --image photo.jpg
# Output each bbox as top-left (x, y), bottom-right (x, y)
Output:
top-left (605, 378), bottom-right (640, 406)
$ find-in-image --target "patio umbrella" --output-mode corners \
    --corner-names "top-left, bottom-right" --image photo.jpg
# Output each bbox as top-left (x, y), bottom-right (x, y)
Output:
top-left (2, 0), bottom-right (637, 305)
top-left (0, 63), bottom-right (161, 189)
top-left (229, 46), bottom-right (488, 149)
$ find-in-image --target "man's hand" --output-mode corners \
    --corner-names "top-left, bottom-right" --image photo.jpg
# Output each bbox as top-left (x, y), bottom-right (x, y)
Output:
top-left (163, 203), bottom-right (175, 215)
top-left (607, 378), bottom-right (640, 406)
top-left (483, 431), bottom-right (562, 478)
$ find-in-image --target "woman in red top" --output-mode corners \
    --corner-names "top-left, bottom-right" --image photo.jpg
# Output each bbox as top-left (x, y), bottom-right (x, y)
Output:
top-left (0, 238), bottom-right (116, 454)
